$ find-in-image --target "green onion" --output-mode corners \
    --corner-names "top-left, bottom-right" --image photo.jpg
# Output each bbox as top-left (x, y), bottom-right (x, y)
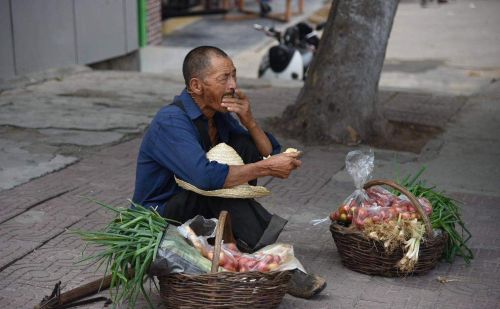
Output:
top-left (396, 167), bottom-right (474, 264)
top-left (72, 199), bottom-right (173, 308)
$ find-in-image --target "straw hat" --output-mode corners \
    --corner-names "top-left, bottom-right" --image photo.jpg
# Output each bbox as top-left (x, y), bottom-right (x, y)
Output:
top-left (175, 143), bottom-right (271, 198)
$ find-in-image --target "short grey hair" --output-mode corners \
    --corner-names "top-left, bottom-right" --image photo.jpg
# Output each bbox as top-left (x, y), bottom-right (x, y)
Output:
top-left (182, 46), bottom-right (229, 87)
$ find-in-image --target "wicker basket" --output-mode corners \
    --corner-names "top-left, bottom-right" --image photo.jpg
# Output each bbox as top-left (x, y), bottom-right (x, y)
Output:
top-left (158, 211), bottom-right (291, 308)
top-left (330, 179), bottom-right (448, 277)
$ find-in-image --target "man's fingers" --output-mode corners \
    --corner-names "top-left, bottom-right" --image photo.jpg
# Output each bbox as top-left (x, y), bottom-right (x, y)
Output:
top-left (224, 105), bottom-right (243, 113)
top-left (222, 100), bottom-right (247, 110)
top-left (283, 151), bottom-right (301, 159)
top-left (223, 98), bottom-right (241, 104)
top-left (293, 159), bottom-right (302, 167)
top-left (235, 88), bottom-right (247, 99)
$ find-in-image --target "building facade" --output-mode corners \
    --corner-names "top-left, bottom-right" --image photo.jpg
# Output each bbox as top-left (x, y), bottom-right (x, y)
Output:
top-left (0, 0), bottom-right (162, 79)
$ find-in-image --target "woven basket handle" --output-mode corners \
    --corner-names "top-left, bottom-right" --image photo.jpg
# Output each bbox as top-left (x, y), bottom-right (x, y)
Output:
top-left (363, 179), bottom-right (433, 235)
top-left (210, 211), bottom-right (235, 273)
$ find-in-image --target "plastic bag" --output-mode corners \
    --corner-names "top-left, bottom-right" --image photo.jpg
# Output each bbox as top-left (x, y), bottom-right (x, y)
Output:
top-left (177, 215), bottom-right (217, 258)
top-left (311, 150), bottom-right (375, 226)
top-left (344, 149), bottom-right (374, 206)
top-left (332, 151), bottom-right (412, 228)
top-left (317, 151), bottom-right (434, 229)
top-left (339, 150), bottom-right (379, 227)
top-left (348, 186), bottom-right (397, 226)
top-left (227, 243), bottom-right (306, 273)
top-left (177, 215), bottom-right (304, 273)
top-left (251, 243), bottom-right (306, 273)
top-left (177, 216), bottom-right (239, 271)
top-left (418, 197), bottom-right (433, 216)
top-left (150, 216), bottom-right (229, 276)
top-left (346, 149), bottom-right (375, 200)
top-left (366, 186), bottom-right (395, 208)
top-left (149, 226), bottom-right (213, 276)
top-left (391, 195), bottom-right (433, 220)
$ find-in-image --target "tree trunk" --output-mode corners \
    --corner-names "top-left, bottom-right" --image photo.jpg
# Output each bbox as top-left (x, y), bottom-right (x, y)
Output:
top-left (276, 0), bottom-right (399, 145)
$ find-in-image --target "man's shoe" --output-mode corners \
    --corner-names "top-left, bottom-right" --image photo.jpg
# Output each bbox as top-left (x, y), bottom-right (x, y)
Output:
top-left (287, 270), bottom-right (327, 299)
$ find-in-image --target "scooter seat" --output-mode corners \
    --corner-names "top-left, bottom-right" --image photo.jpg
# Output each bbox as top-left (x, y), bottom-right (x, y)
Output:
top-left (269, 45), bottom-right (295, 73)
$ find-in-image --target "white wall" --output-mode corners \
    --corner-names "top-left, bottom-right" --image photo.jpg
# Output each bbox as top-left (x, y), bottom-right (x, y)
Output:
top-left (0, 0), bottom-right (139, 79)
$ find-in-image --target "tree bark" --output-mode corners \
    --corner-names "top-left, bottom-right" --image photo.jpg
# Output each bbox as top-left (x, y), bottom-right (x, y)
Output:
top-left (276, 0), bottom-right (399, 145)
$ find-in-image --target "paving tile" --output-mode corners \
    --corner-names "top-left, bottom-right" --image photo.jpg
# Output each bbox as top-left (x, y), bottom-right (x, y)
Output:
top-left (381, 92), bottom-right (466, 127)
top-left (0, 180), bottom-right (77, 223)
top-left (0, 282), bottom-right (45, 308)
top-left (0, 204), bottom-right (80, 242)
top-left (1, 97), bottom-right (499, 309)
top-left (0, 239), bottom-right (38, 272)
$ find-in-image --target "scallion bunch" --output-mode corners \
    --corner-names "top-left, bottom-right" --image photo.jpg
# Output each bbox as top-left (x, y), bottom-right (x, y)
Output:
top-left (73, 199), bottom-right (171, 308)
top-left (397, 167), bottom-right (474, 264)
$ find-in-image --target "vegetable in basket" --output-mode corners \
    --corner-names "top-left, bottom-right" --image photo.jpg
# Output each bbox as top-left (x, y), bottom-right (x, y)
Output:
top-left (73, 199), bottom-right (174, 309)
top-left (396, 167), bottom-right (474, 264)
top-left (330, 185), bottom-right (433, 227)
top-left (329, 150), bottom-right (443, 272)
top-left (177, 216), bottom-right (302, 273)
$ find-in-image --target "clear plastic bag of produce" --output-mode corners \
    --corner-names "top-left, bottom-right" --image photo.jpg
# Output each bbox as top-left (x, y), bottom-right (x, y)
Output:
top-left (342, 188), bottom-right (434, 228)
top-left (333, 149), bottom-right (433, 228)
top-left (349, 185), bottom-right (397, 228)
top-left (176, 215), bottom-right (239, 271)
top-left (149, 225), bottom-right (214, 276)
top-left (365, 186), bottom-right (395, 208)
top-left (150, 215), bottom-right (230, 276)
top-left (323, 150), bottom-right (431, 229)
top-left (177, 215), bottom-right (218, 259)
top-left (391, 194), bottom-right (433, 220)
top-left (231, 243), bottom-right (305, 273)
top-left (310, 149), bottom-right (375, 226)
top-left (336, 150), bottom-right (380, 228)
top-left (178, 215), bottom-right (305, 273)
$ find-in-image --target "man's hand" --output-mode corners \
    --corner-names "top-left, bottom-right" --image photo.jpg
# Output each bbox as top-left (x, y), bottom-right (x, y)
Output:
top-left (221, 88), bottom-right (273, 157)
top-left (221, 89), bottom-right (255, 128)
top-left (262, 152), bottom-right (302, 179)
top-left (223, 151), bottom-right (302, 188)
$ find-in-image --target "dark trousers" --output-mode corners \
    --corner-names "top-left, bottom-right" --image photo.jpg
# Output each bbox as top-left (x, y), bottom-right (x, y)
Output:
top-left (164, 133), bottom-right (287, 252)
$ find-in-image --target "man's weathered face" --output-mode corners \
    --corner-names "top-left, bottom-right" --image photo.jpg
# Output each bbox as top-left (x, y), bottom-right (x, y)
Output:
top-left (200, 55), bottom-right (237, 113)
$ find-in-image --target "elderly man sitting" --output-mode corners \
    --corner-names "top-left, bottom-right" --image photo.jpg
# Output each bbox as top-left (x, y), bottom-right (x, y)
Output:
top-left (132, 46), bottom-right (326, 299)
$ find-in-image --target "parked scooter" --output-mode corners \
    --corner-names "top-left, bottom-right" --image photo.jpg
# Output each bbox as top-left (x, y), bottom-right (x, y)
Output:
top-left (254, 21), bottom-right (324, 81)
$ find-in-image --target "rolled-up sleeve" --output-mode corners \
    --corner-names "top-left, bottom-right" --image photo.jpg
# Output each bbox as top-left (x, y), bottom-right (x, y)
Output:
top-left (149, 114), bottom-right (228, 190)
top-left (265, 131), bottom-right (281, 155)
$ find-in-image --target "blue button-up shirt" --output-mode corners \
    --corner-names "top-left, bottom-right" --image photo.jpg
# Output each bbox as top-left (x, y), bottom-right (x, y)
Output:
top-left (132, 89), bottom-right (281, 213)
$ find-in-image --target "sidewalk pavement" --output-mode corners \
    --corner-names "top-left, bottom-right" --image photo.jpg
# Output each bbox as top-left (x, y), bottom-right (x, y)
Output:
top-left (1, 0), bottom-right (500, 308)
top-left (0, 71), bottom-right (499, 308)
